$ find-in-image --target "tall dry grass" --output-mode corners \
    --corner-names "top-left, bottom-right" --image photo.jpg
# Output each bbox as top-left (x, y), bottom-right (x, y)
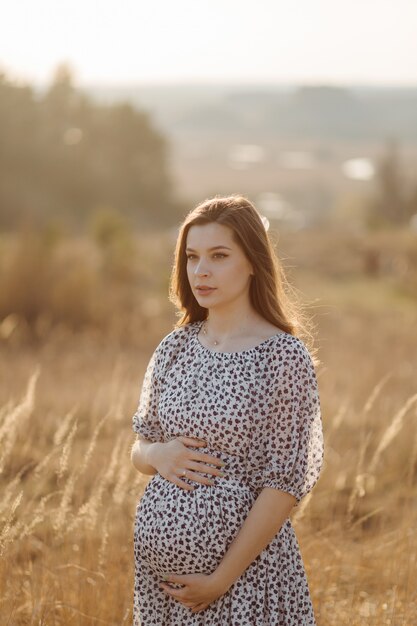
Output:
top-left (0, 228), bottom-right (416, 625)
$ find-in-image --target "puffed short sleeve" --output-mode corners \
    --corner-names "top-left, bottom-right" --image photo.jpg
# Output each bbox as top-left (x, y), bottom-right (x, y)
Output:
top-left (132, 341), bottom-right (166, 443)
top-left (261, 339), bottom-right (324, 504)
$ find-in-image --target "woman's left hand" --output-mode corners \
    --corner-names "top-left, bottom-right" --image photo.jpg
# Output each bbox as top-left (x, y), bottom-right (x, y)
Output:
top-left (159, 572), bottom-right (228, 613)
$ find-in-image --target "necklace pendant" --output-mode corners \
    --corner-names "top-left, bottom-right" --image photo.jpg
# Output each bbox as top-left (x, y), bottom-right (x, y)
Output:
top-left (202, 320), bottom-right (219, 346)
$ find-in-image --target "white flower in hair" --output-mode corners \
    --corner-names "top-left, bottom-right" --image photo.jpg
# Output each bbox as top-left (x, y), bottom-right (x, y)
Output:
top-left (260, 215), bottom-right (270, 231)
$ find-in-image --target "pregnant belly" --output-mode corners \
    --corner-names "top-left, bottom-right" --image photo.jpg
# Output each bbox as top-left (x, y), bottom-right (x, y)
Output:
top-left (134, 473), bottom-right (255, 576)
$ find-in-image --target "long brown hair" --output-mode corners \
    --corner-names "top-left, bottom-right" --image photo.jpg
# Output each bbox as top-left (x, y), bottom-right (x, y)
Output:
top-left (169, 194), bottom-right (318, 359)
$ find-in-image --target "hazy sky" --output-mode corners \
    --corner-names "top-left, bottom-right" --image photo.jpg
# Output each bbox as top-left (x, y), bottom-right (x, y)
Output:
top-left (1, 0), bottom-right (416, 86)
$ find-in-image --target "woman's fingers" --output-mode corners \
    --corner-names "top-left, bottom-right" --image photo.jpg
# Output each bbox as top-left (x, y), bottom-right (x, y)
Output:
top-left (169, 475), bottom-right (195, 491)
top-left (183, 468), bottom-right (215, 486)
top-left (193, 451), bottom-right (225, 468)
top-left (178, 437), bottom-right (225, 468)
top-left (178, 436), bottom-right (206, 447)
top-left (171, 467), bottom-right (215, 490)
top-left (166, 437), bottom-right (226, 490)
top-left (186, 460), bottom-right (224, 478)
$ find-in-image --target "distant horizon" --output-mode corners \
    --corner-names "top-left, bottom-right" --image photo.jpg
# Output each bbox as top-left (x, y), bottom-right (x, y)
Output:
top-left (86, 80), bottom-right (417, 89)
top-left (17, 75), bottom-right (417, 92)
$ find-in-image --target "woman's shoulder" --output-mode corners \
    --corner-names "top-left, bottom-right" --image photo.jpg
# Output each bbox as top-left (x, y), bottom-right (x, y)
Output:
top-left (270, 331), bottom-right (317, 372)
top-left (151, 321), bottom-right (196, 360)
top-left (157, 321), bottom-right (195, 347)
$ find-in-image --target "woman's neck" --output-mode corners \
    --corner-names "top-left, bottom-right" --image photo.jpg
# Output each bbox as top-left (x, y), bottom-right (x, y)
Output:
top-left (204, 309), bottom-right (262, 340)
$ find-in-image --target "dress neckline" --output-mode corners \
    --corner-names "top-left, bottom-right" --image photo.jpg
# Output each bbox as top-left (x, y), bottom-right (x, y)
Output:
top-left (192, 320), bottom-right (288, 357)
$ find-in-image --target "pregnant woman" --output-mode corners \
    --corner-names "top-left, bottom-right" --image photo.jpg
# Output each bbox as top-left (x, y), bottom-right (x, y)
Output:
top-left (130, 195), bottom-right (324, 625)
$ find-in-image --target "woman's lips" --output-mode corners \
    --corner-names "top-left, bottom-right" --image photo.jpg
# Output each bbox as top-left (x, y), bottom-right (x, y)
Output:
top-left (196, 288), bottom-right (216, 295)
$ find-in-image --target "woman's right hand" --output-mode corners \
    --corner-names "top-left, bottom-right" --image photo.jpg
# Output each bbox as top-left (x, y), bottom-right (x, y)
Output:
top-left (150, 437), bottom-right (226, 491)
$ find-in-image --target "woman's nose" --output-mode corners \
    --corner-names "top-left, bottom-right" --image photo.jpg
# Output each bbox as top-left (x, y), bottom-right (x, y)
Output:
top-left (195, 262), bottom-right (210, 276)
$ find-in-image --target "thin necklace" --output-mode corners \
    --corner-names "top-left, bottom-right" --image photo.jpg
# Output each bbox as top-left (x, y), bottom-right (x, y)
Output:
top-left (201, 319), bottom-right (219, 346)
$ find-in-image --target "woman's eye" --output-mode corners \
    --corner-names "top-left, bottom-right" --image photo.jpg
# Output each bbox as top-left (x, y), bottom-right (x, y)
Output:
top-left (186, 254), bottom-right (227, 260)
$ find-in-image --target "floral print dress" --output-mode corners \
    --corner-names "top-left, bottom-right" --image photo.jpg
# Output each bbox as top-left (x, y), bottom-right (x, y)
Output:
top-left (132, 320), bottom-right (324, 625)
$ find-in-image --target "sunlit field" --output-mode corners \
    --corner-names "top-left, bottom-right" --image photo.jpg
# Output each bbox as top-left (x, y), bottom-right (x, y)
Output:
top-left (1, 227), bottom-right (416, 625)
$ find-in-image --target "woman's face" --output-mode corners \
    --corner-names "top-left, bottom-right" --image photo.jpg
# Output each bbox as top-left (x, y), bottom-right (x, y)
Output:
top-left (186, 222), bottom-right (254, 311)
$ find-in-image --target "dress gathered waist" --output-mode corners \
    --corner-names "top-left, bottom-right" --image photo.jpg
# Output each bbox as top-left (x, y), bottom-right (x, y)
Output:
top-left (181, 443), bottom-right (257, 495)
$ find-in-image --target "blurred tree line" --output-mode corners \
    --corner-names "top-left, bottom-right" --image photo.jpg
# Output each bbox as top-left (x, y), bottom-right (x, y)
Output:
top-left (366, 139), bottom-right (417, 229)
top-left (0, 64), bottom-right (184, 231)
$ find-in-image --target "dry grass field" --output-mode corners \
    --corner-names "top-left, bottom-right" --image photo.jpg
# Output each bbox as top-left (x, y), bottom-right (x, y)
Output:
top-left (0, 227), bottom-right (416, 625)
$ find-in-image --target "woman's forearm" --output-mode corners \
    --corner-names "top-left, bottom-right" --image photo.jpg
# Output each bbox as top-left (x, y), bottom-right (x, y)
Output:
top-left (211, 487), bottom-right (297, 590)
top-left (131, 438), bottom-right (162, 475)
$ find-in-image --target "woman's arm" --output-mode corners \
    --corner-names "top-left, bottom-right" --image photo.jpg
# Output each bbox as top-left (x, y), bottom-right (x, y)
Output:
top-left (210, 341), bottom-right (323, 592)
top-left (211, 487), bottom-right (297, 591)
top-left (210, 340), bottom-right (323, 592)
top-left (131, 436), bottom-right (163, 476)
